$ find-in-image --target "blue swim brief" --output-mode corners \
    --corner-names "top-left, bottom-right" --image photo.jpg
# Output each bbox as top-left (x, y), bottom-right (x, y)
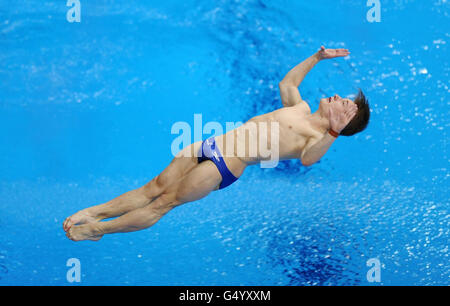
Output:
top-left (197, 137), bottom-right (238, 189)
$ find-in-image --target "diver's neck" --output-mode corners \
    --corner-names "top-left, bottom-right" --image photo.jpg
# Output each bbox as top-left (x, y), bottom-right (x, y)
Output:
top-left (307, 110), bottom-right (330, 135)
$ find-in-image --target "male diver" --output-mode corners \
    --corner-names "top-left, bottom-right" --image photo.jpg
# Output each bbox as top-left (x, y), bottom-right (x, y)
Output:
top-left (63, 46), bottom-right (370, 241)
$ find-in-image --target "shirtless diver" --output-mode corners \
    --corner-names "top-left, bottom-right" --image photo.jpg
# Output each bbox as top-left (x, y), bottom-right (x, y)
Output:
top-left (63, 46), bottom-right (370, 241)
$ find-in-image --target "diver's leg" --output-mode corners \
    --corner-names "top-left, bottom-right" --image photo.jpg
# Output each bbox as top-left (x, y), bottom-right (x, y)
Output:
top-left (66, 161), bottom-right (224, 241)
top-left (63, 141), bottom-right (202, 231)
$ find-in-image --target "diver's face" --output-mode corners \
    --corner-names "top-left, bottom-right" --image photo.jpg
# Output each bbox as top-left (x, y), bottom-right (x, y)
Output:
top-left (319, 94), bottom-right (355, 117)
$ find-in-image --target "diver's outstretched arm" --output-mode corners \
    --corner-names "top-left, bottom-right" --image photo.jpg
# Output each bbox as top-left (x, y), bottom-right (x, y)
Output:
top-left (279, 46), bottom-right (350, 107)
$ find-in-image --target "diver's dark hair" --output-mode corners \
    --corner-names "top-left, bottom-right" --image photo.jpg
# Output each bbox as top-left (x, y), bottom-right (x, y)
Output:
top-left (340, 89), bottom-right (370, 136)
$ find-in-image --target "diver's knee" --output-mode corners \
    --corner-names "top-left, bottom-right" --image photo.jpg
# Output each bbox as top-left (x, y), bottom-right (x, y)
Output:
top-left (154, 192), bottom-right (178, 209)
top-left (142, 175), bottom-right (166, 199)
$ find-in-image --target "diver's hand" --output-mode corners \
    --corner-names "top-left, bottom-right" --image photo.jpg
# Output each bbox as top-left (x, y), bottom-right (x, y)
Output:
top-left (329, 102), bottom-right (358, 133)
top-left (318, 46), bottom-right (350, 60)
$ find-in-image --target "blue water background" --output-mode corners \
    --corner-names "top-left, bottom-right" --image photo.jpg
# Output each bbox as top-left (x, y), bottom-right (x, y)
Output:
top-left (0, 0), bottom-right (448, 285)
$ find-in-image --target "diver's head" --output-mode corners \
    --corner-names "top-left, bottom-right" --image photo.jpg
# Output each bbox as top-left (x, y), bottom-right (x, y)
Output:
top-left (319, 89), bottom-right (370, 136)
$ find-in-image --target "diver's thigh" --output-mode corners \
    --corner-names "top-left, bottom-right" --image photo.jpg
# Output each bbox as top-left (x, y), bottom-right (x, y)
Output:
top-left (175, 161), bottom-right (222, 204)
top-left (155, 141), bottom-right (203, 188)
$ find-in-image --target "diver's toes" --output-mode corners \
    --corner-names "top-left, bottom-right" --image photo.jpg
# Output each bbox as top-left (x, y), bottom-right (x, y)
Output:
top-left (65, 219), bottom-right (74, 232)
top-left (63, 218), bottom-right (69, 231)
top-left (66, 229), bottom-right (73, 240)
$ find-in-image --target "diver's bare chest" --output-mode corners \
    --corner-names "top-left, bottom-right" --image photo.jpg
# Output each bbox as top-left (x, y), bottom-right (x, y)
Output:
top-left (277, 108), bottom-right (312, 135)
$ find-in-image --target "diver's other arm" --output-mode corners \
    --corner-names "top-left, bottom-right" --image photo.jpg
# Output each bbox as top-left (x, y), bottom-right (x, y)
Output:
top-left (300, 133), bottom-right (336, 167)
top-left (301, 96), bottom-right (357, 166)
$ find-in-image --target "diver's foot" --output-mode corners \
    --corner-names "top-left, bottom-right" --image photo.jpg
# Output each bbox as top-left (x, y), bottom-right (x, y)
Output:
top-left (66, 223), bottom-right (104, 242)
top-left (63, 208), bottom-right (100, 232)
